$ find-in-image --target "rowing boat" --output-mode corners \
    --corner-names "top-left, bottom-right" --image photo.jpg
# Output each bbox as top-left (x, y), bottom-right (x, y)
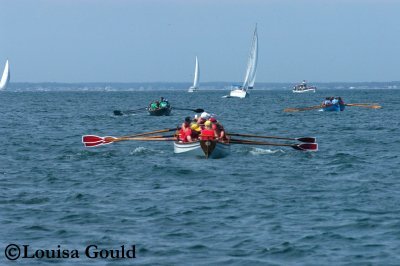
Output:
top-left (322, 103), bottom-right (345, 112)
top-left (147, 106), bottom-right (172, 116)
top-left (173, 140), bottom-right (230, 159)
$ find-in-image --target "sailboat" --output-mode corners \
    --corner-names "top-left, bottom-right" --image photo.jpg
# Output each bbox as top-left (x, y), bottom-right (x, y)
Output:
top-left (228, 26), bottom-right (258, 98)
top-left (0, 60), bottom-right (10, 91)
top-left (188, 56), bottom-right (200, 92)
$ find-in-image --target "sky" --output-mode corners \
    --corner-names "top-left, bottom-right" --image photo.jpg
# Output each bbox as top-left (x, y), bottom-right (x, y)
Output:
top-left (1, 0), bottom-right (400, 83)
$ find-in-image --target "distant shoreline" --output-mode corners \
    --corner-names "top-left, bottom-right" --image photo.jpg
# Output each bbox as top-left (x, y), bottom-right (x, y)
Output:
top-left (3, 81), bottom-right (399, 91)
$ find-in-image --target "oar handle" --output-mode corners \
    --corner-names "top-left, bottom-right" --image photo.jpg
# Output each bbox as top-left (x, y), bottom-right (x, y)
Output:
top-left (121, 128), bottom-right (179, 138)
top-left (113, 137), bottom-right (177, 141)
top-left (230, 139), bottom-right (295, 147)
top-left (345, 104), bottom-right (382, 109)
top-left (284, 105), bottom-right (322, 112)
top-left (228, 133), bottom-right (294, 141)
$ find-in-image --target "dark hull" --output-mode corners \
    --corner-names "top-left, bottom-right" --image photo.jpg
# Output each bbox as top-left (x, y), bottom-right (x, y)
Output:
top-left (148, 107), bottom-right (172, 116)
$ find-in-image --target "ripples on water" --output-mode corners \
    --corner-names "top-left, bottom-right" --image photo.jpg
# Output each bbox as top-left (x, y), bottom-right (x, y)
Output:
top-left (1, 89), bottom-right (400, 265)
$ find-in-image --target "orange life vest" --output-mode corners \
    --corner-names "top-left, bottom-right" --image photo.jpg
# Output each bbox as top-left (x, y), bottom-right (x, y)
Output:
top-left (201, 129), bottom-right (215, 140)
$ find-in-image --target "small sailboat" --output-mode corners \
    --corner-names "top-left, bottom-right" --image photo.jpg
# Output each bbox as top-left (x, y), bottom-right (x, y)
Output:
top-left (0, 60), bottom-right (10, 91)
top-left (188, 56), bottom-right (200, 93)
top-left (227, 26), bottom-right (258, 98)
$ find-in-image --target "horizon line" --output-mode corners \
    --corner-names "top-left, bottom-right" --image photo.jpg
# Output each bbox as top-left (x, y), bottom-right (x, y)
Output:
top-left (7, 81), bottom-right (400, 84)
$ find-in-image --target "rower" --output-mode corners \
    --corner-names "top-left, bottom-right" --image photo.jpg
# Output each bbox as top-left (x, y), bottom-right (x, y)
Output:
top-left (198, 112), bottom-right (211, 128)
top-left (178, 117), bottom-right (193, 142)
top-left (190, 123), bottom-right (201, 140)
top-left (209, 117), bottom-right (226, 141)
top-left (150, 101), bottom-right (159, 110)
top-left (159, 97), bottom-right (169, 108)
top-left (322, 97), bottom-right (332, 106)
top-left (200, 120), bottom-right (218, 140)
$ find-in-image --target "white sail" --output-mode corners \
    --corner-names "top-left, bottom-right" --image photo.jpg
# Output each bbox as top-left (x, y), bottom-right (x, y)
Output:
top-left (228, 25), bottom-right (258, 98)
top-left (243, 26), bottom-right (258, 89)
top-left (188, 56), bottom-right (200, 92)
top-left (248, 27), bottom-right (258, 88)
top-left (0, 60), bottom-right (10, 91)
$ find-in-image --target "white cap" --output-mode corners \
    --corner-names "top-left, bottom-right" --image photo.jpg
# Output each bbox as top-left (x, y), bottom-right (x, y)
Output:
top-left (200, 112), bottom-right (210, 119)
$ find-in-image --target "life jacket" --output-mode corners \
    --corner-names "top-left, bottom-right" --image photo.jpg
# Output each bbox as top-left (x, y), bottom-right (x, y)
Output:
top-left (178, 129), bottom-right (186, 142)
top-left (160, 101), bottom-right (168, 108)
top-left (201, 129), bottom-right (215, 140)
top-left (179, 127), bottom-right (192, 142)
top-left (150, 102), bottom-right (158, 109)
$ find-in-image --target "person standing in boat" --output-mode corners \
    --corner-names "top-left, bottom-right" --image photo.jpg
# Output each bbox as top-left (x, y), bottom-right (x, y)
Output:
top-left (301, 80), bottom-right (307, 88)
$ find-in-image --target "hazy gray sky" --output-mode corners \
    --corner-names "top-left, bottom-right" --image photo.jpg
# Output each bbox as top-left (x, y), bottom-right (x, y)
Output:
top-left (1, 0), bottom-right (400, 83)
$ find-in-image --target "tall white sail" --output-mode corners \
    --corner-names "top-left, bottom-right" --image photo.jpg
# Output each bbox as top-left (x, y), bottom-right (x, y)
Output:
top-left (227, 25), bottom-right (258, 98)
top-left (243, 26), bottom-right (258, 89)
top-left (0, 60), bottom-right (10, 91)
top-left (188, 56), bottom-right (200, 92)
top-left (193, 56), bottom-right (199, 88)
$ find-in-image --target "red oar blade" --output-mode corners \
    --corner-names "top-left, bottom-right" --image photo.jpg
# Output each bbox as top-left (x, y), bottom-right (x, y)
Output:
top-left (296, 137), bottom-right (317, 143)
top-left (82, 135), bottom-right (104, 143)
top-left (82, 135), bottom-right (117, 147)
top-left (292, 143), bottom-right (318, 151)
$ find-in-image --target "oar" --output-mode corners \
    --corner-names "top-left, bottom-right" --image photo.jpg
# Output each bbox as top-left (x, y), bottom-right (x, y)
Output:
top-left (345, 103), bottom-right (382, 109)
top-left (82, 128), bottom-right (178, 144)
top-left (82, 135), bottom-right (177, 147)
top-left (284, 105), bottom-right (322, 112)
top-left (113, 107), bottom-right (147, 116)
top-left (173, 107), bottom-right (204, 113)
top-left (230, 138), bottom-right (318, 151)
top-left (227, 133), bottom-right (316, 143)
top-left (121, 128), bottom-right (179, 138)
top-left (346, 103), bottom-right (379, 105)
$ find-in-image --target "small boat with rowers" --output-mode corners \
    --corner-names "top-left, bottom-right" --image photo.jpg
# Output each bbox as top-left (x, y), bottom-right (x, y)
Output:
top-left (292, 80), bottom-right (316, 93)
top-left (147, 97), bottom-right (172, 116)
top-left (174, 114), bottom-right (230, 159)
top-left (82, 113), bottom-right (318, 158)
top-left (284, 98), bottom-right (381, 113)
top-left (321, 96), bottom-right (345, 111)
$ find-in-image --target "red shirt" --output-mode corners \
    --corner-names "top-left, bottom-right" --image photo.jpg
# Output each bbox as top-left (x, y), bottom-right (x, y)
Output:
top-left (179, 128), bottom-right (192, 142)
top-left (201, 129), bottom-right (215, 140)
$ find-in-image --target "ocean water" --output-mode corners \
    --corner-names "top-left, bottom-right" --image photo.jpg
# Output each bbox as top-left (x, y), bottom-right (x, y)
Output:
top-left (0, 87), bottom-right (399, 265)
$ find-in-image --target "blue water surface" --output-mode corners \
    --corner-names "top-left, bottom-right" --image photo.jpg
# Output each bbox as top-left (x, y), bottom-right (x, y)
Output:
top-left (0, 87), bottom-right (399, 265)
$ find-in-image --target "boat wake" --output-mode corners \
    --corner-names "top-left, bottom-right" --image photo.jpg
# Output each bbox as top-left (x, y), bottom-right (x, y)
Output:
top-left (249, 147), bottom-right (284, 155)
top-left (130, 146), bottom-right (164, 155)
